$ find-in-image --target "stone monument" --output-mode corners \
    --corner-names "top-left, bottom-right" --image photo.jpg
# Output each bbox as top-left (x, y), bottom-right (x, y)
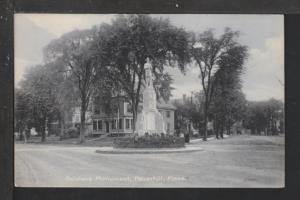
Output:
top-left (135, 58), bottom-right (166, 136)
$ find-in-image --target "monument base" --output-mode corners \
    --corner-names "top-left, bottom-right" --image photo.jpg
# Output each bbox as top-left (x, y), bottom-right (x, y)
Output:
top-left (135, 109), bottom-right (165, 136)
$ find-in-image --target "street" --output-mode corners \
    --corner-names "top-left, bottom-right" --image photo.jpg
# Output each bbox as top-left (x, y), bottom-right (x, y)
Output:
top-left (14, 135), bottom-right (284, 187)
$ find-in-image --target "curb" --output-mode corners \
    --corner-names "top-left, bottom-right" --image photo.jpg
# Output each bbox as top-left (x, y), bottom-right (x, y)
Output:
top-left (95, 146), bottom-right (203, 154)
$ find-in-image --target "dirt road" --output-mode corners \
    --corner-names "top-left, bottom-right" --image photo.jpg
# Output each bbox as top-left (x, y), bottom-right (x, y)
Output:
top-left (15, 135), bottom-right (284, 187)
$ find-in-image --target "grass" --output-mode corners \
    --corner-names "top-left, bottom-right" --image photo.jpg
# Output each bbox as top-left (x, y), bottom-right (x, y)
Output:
top-left (14, 134), bottom-right (115, 147)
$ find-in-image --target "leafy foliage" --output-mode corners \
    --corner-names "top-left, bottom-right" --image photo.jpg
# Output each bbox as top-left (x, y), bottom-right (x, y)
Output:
top-left (191, 28), bottom-right (248, 140)
top-left (93, 14), bottom-right (191, 131)
top-left (173, 97), bottom-right (202, 135)
top-left (244, 99), bottom-right (284, 135)
top-left (16, 15), bottom-right (274, 143)
top-left (44, 29), bottom-right (102, 143)
top-left (16, 64), bottom-right (60, 141)
top-left (210, 36), bottom-right (248, 136)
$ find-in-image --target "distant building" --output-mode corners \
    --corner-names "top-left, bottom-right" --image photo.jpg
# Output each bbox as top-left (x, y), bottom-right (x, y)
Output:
top-left (51, 96), bottom-right (175, 136)
top-left (71, 107), bottom-right (93, 135)
top-left (91, 96), bottom-right (176, 135)
top-left (71, 107), bottom-right (93, 127)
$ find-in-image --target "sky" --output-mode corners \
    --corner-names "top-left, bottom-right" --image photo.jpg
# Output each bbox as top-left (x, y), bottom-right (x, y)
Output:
top-left (14, 14), bottom-right (284, 101)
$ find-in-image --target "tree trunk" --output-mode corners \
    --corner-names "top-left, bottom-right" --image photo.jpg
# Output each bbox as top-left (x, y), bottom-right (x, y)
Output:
top-left (60, 125), bottom-right (64, 140)
top-left (60, 118), bottom-right (65, 140)
top-left (27, 130), bottom-right (31, 139)
top-left (203, 102), bottom-right (208, 141)
top-left (132, 101), bottom-right (137, 134)
top-left (220, 122), bottom-right (224, 138)
top-left (215, 120), bottom-right (219, 139)
top-left (132, 74), bottom-right (142, 134)
top-left (41, 122), bottom-right (46, 142)
top-left (226, 123), bottom-right (231, 135)
top-left (79, 109), bottom-right (86, 143)
top-left (19, 129), bottom-right (23, 141)
top-left (79, 99), bottom-right (86, 143)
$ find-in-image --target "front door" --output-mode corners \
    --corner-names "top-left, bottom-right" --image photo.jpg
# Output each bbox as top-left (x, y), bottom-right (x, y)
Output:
top-left (105, 121), bottom-right (109, 133)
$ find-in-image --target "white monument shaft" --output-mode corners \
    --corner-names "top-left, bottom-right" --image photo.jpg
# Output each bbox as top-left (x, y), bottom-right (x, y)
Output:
top-left (135, 59), bottom-right (166, 136)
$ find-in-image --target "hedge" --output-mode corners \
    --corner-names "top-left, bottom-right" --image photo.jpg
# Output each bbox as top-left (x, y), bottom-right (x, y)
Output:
top-left (60, 127), bottom-right (79, 140)
top-left (113, 134), bottom-right (185, 148)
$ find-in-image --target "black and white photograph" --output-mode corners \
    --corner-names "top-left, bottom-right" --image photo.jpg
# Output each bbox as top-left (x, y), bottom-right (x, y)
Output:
top-left (14, 14), bottom-right (284, 188)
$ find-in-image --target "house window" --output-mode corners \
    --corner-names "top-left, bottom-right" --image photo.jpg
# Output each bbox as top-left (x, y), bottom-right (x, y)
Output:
top-left (127, 103), bottom-right (132, 113)
top-left (166, 111), bottom-right (170, 118)
top-left (93, 120), bottom-right (97, 131)
top-left (113, 105), bottom-right (118, 114)
top-left (131, 119), bottom-right (134, 130)
top-left (75, 115), bottom-right (80, 122)
top-left (126, 119), bottom-right (130, 129)
top-left (94, 106), bottom-right (100, 115)
top-left (119, 118), bottom-right (123, 129)
top-left (97, 120), bottom-right (102, 130)
top-left (112, 119), bottom-right (116, 130)
top-left (167, 123), bottom-right (170, 133)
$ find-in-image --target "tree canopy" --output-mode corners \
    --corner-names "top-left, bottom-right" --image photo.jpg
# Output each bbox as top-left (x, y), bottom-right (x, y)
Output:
top-left (191, 28), bottom-right (248, 140)
top-left (244, 98), bottom-right (284, 135)
top-left (15, 15), bottom-right (283, 142)
top-left (16, 64), bottom-right (60, 141)
top-left (44, 28), bottom-right (106, 142)
top-left (93, 14), bottom-right (191, 131)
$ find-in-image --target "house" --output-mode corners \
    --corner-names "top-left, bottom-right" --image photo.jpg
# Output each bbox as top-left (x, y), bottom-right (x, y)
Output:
top-left (71, 107), bottom-right (93, 135)
top-left (71, 107), bottom-right (93, 127)
top-left (91, 96), bottom-right (176, 136)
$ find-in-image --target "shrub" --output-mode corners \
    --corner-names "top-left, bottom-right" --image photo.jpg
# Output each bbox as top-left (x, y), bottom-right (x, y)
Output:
top-left (114, 134), bottom-right (185, 148)
top-left (60, 127), bottom-right (79, 140)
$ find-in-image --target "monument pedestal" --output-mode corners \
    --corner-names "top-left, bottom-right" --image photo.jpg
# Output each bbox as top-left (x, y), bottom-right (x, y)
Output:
top-left (136, 110), bottom-right (165, 136)
top-left (135, 58), bottom-right (166, 136)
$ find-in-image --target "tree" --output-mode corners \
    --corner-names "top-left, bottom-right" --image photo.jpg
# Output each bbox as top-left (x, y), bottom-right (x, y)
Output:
top-left (94, 15), bottom-right (191, 132)
top-left (14, 88), bottom-right (33, 140)
top-left (47, 61), bottom-right (79, 137)
top-left (211, 89), bottom-right (247, 137)
top-left (244, 99), bottom-right (284, 135)
top-left (18, 64), bottom-right (59, 142)
top-left (264, 98), bottom-right (284, 135)
top-left (173, 95), bottom-right (202, 136)
top-left (153, 73), bottom-right (174, 102)
top-left (191, 28), bottom-right (248, 141)
top-left (210, 39), bottom-right (248, 137)
top-left (92, 70), bottom-right (121, 118)
top-left (44, 29), bottom-right (102, 143)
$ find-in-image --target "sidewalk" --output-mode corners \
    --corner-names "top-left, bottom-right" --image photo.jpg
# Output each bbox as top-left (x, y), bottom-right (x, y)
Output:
top-left (189, 134), bottom-right (229, 144)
